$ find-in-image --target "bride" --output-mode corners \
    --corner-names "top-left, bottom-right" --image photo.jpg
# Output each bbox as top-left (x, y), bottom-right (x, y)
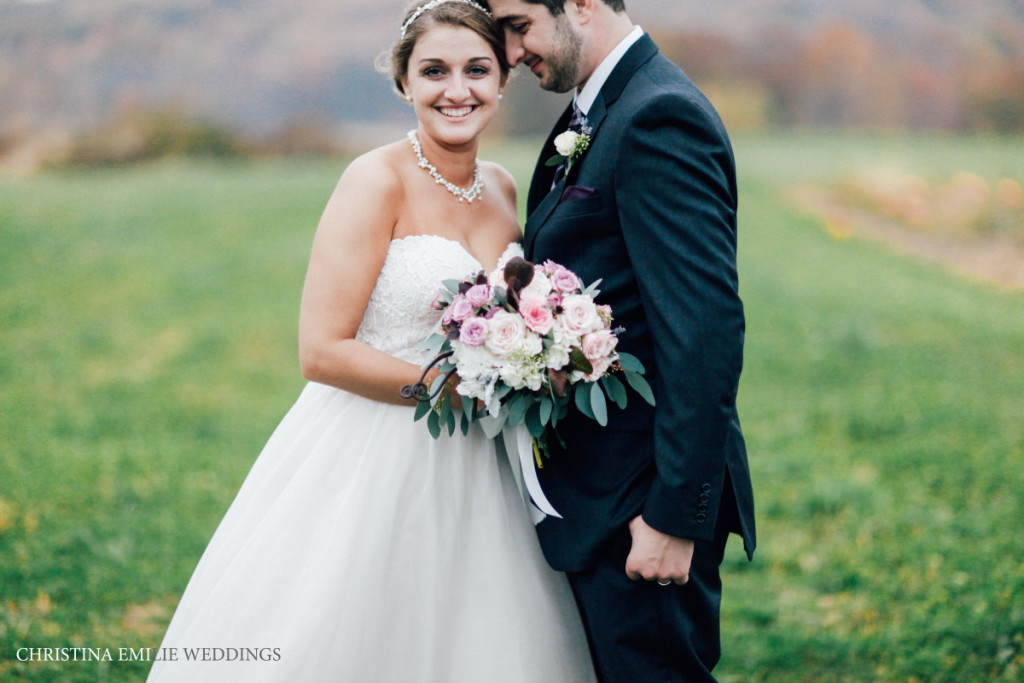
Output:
top-left (147, 1), bottom-right (596, 681)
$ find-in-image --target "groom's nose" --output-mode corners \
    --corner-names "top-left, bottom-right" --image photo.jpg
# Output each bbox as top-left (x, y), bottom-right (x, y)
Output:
top-left (505, 34), bottom-right (526, 67)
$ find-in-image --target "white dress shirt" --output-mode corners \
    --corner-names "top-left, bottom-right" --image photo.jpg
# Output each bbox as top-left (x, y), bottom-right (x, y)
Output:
top-left (574, 25), bottom-right (645, 116)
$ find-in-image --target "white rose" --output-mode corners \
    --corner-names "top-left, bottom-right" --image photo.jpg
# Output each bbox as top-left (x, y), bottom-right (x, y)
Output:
top-left (559, 294), bottom-right (604, 336)
top-left (486, 310), bottom-right (526, 356)
top-left (544, 344), bottom-right (571, 370)
top-left (521, 332), bottom-right (544, 357)
top-left (554, 130), bottom-right (579, 158)
top-left (522, 271), bottom-right (552, 299)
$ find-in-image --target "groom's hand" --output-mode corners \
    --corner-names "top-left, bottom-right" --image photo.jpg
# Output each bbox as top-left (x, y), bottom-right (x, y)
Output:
top-left (625, 515), bottom-right (694, 585)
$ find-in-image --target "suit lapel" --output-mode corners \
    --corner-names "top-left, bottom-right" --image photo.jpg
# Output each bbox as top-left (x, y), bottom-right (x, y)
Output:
top-left (527, 102), bottom-right (574, 216)
top-left (524, 35), bottom-right (662, 258)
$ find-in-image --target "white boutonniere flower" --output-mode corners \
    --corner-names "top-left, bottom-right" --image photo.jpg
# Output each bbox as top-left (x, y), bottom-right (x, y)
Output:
top-left (545, 126), bottom-right (592, 171)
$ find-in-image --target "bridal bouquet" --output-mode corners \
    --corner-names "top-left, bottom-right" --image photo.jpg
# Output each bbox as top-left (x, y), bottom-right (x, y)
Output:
top-left (408, 251), bottom-right (655, 458)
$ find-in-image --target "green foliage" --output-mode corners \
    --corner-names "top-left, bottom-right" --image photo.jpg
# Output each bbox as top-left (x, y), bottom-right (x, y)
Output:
top-left (60, 111), bottom-right (242, 168)
top-left (1, 134), bottom-right (1023, 681)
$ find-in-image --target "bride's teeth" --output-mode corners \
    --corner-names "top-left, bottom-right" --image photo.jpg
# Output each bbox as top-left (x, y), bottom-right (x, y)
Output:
top-left (441, 107), bottom-right (473, 117)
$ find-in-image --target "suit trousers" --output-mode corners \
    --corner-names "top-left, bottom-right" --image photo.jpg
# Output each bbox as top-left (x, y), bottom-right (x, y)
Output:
top-left (564, 498), bottom-right (734, 682)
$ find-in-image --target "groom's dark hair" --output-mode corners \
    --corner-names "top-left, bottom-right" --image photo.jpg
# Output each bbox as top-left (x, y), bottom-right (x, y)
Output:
top-left (485, 0), bottom-right (626, 15)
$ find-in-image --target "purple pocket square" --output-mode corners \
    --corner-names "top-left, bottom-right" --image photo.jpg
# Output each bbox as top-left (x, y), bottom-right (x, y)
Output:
top-left (559, 184), bottom-right (597, 204)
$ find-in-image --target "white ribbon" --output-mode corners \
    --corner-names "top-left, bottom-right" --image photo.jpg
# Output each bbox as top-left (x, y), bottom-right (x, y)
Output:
top-left (479, 416), bottom-right (561, 525)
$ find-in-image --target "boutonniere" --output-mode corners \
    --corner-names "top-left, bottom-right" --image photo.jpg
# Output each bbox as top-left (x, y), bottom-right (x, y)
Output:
top-left (545, 126), bottom-right (592, 171)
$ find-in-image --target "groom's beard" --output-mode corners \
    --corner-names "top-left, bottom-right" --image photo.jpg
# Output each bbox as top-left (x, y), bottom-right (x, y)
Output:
top-left (540, 15), bottom-right (584, 94)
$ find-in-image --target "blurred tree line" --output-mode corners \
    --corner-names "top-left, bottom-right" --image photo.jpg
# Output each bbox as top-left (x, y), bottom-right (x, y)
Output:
top-left (497, 21), bottom-right (1024, 136)
top-left (3, 13), bottom-right (1023, 169)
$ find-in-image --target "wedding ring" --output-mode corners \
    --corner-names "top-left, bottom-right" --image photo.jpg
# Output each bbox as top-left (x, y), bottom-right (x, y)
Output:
top-left (657, 579), bottom-right (672, 586)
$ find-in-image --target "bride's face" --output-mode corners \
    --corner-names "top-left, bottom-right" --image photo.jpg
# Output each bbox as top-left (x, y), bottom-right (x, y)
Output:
top-left (402, 24), bottom-right (505, 148)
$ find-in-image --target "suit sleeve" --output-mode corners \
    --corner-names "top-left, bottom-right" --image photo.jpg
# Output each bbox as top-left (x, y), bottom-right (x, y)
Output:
top-left (615, 88), bottom-right (744, 542)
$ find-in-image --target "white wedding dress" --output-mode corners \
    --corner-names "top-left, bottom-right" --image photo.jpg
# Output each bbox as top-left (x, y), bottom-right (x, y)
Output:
top-left (147, 235), bottom-right (596, 682)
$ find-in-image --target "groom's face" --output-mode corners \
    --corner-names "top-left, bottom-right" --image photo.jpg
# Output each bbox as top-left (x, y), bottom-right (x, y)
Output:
top-left (488, 0), bottom-right (584, 93)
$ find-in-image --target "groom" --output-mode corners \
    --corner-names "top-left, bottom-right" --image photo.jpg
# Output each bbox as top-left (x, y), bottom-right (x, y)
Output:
top-left (483, 1), bottom-right (756, 680)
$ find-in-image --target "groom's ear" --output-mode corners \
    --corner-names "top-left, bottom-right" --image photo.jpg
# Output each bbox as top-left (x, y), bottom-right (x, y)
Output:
top-left (567, 0), bottom-right (595, 26)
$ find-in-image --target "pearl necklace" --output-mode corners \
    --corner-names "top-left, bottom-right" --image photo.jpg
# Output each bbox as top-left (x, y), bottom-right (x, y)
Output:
top-left (407, 130), bottom-right (484, 204)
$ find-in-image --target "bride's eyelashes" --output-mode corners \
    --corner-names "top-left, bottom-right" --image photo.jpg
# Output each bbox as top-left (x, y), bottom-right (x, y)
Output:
top-left (421, 66), bottom-right (493, 79)
top-left (419, 60), bottom-right (495, 80)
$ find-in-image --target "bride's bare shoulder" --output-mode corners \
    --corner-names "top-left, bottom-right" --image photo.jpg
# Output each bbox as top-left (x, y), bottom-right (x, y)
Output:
top-left (334, 140), bottom-right (410, 199)
top-left (480, 160), bottom-right (517, 204)
top-left (316, 140), bottom-right (414, 245)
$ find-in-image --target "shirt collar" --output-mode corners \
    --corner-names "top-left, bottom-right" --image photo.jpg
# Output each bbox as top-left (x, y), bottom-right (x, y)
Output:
top-left (574, 25), bottom-right (644, 116)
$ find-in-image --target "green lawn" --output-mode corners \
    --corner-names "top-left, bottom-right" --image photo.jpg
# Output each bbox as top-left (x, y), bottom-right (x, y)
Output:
top-left (1, 133), bottom-right (1023, 681)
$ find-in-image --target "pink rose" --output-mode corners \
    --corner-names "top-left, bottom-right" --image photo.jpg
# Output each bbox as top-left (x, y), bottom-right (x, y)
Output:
top-left (485, 310), bottom-right (526, 356)
top-left (465, 283), bottom-right (491, 309)
top-left (560, 294), bottom-right (603, 335)
top-left (450, 297), bottom-right (475, 323)
top-left (459, 317), bottom-right (489, 347)
top-left (441, 305), bottom-right (455, 327)
top-left (430, 291), bottom-right (444, 310)
top-left (550, 266), bottom-right (582, 294)
top-left (518, 293), bottom-right (555, 335)
top-left (581, 329), bottom-right (618, 363)
top-left (582, 356), bottom-right (613, 382)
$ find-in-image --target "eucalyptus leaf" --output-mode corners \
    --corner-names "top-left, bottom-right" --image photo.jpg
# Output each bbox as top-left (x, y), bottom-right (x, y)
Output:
top-left (418, 332), bottom-right (446, 352)
top-left (624, 370), bottom-right (656, 406)
top-left (507, 394), bottom-right (528, 425)
top-left (525, 402), bottom-right (544, 437)
top-left (428, 375), bottom-right (447, 406)
top-left (574, 384), bottom-right (595, 420)
top-left (438, 395), bottom-right (452, 428)
top-left (427, 410), bottom-right (441, 439)
top-left (539, 396), bottom-right (553, 425)
top-left (616, 351), bottom-right (645, 374)
top-left (445, 406), bottom-right (457, 436)
top-left (413, 399), bottom-right (431, 422)
top-left (601, 373), bottom-right (628, 410)
top-left (460, 411), bottom-right (470, 436)
top-left (461, 394), bottom-right (475, 419)
top-left (590, 381), bottom-right (608, 426)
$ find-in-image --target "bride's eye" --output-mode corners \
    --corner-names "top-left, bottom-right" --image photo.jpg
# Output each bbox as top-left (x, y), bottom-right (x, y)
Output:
top-left (467, 65), bottom-right (490, 77)
top-left (422, 66), bottom-right (445, 78)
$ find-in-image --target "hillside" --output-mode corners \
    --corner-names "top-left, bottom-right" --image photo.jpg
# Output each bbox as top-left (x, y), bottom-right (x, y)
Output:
top-left (2, 0), bottom-right (1023, 145)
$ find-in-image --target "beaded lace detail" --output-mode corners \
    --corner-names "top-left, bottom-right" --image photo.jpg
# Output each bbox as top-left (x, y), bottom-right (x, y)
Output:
top-left (356, 235), bottom-right (481, 364)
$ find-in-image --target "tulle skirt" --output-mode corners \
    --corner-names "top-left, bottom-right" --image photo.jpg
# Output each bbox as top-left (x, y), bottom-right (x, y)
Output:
top-left (147, 382), bottom-right (595, 682)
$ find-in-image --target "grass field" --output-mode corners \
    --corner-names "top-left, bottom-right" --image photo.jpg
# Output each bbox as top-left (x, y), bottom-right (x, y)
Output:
top-left (1, 133), bottom-right (1023, 681)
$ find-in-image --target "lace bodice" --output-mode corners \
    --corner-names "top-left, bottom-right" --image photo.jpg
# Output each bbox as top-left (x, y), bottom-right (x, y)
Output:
top-left (356, 235), bottom-right (513, 364)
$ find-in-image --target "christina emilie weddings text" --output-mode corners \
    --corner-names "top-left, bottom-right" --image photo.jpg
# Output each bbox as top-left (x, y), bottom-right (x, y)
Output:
top-left (15, 646), bottom-right (282, 663)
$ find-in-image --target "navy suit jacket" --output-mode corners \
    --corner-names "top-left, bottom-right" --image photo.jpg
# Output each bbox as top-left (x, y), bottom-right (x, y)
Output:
top-left (525, 35), bottom-right (755, 571)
